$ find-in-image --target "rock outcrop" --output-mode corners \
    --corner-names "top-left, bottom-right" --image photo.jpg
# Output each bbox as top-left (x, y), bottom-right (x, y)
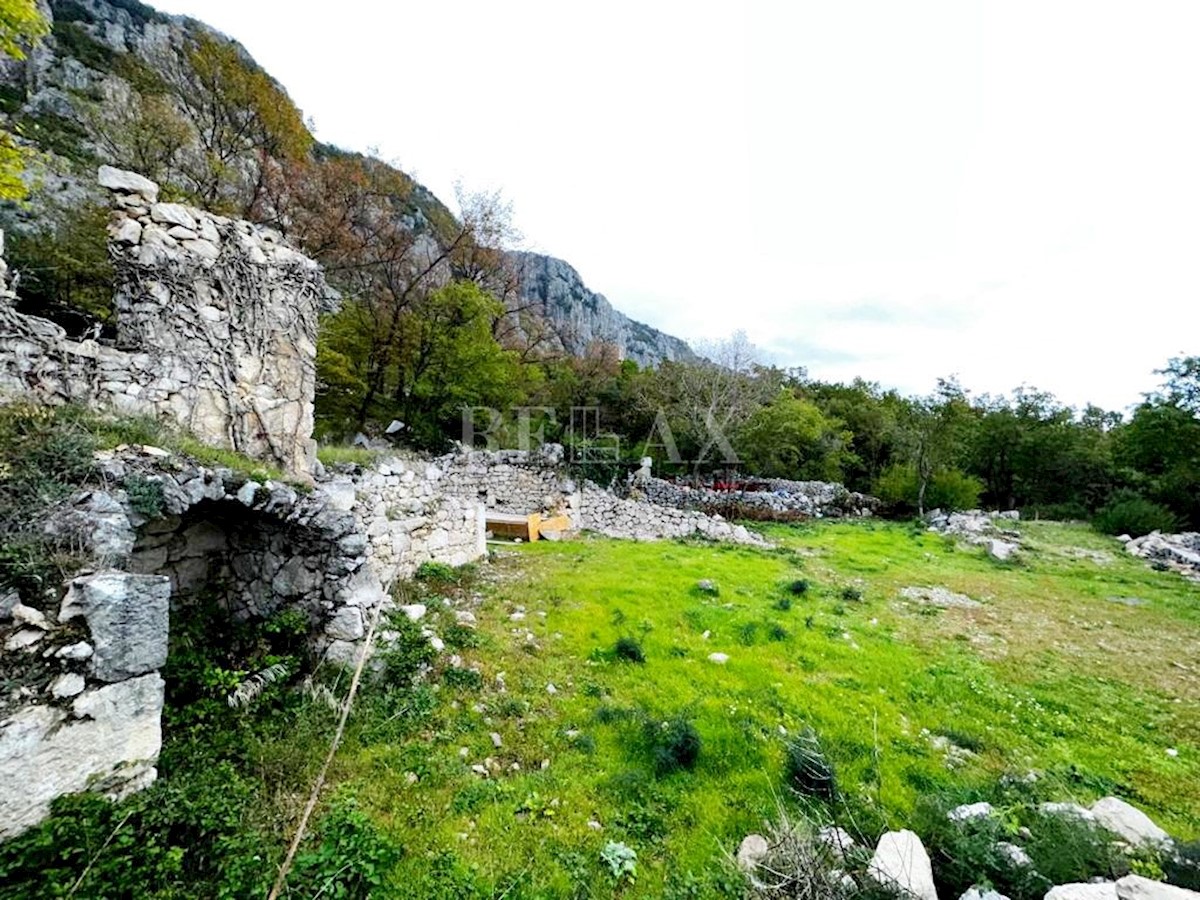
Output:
top-left (512, 252), bottom-right (694, 367)
top-left (1123, 531), bottom-right (1200, 582)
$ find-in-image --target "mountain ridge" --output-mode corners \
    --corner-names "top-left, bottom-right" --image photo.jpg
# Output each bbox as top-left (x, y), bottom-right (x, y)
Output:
top-left (0, 0), bottom-right (695, 366)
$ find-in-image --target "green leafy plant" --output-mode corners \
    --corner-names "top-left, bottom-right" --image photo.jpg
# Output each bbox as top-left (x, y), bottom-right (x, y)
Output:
top-left (290, 796), bottom-right (402, 898)
top-left (600, 841), bottom-right (637, 883)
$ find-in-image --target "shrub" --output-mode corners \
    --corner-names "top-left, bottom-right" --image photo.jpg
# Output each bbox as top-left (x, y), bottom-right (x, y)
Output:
top-left (876, 464), bottom-right (983, 514)
top-left (614, 636), bottom-right (646, 663)
top-left (742, 802), bottom-right (855, 900)
top-left (1093, 491), bottom-right (1178, 537)
top-left (123, 475), bottom-right (165, 518)
top-left (1165, 840), bottom-right (1200, 889)
top-left (774, 596), bottom-right (793, 612)
top-left (1023, 809), bottom-right (1129, 886)
top-left (768, 623), bottom-right (789, 642)
top-left (652, 718), bottom-right (701, 774)
top-left (784, 730), bottom-right (836, 802)
top-left (378, 612), bottom-right (436, 683)
top-left (415, 560), bottom-right (458, 584)
top-left (840, 586), bottom-right (863, 603)
top-left (789, 578), bottom-right (809, 595)
top-left (290, 796), bottom-right (402, 898)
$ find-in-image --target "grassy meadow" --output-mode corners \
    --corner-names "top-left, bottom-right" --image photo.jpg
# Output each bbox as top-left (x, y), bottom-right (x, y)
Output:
top-left (324, 519), bottom-right (1199, 896)
top-left (4, 518), bottom-right (1197, 898)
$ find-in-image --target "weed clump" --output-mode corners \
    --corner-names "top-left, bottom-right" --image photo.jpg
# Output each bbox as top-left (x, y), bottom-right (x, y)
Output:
top-left (840, 586), bottom-right (863, 603)
top-left (774, 596), bottom-right (793, 612)
top-left (784, 730), bottom-right (836, 802)
top-left (614, 636), bottom-right (646, 663)
top-left (415, 561), bottom-right (458, 585)
top-left (789, 579), bottom-right (809, 595)
top-left (653, 717), bottom-right (701, 774)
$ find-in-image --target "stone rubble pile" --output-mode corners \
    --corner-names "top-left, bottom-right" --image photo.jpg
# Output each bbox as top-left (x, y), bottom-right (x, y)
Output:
top-left (640, 475), bottom-right (878, 519)
top-left (434, 444), bottom-right (770, 545)
top-left (1122, 531), bottom-right (1200, 582)
top-left (737, 796), bottom-right (1195, 900)
top-left (927, 509), bottom-right (1022, 560)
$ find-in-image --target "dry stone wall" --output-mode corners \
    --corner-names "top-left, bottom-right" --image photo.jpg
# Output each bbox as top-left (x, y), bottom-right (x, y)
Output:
top-left (0, 167), bottom-right (326, 477)
top-left (0, 444), bottom-right (491, 838)
top-left (434, 445), bottom-right (767, 545)
top-left (640, 475), bottom-right (878, 518)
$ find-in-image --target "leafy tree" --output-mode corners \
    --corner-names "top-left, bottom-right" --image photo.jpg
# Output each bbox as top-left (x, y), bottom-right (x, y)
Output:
top-left (5, 199), bottom-right (114, 328)
top-left (735, 394), bottom-right (850, 481)
top-left (0, 0), bottom-right (48, 201)
top-left (0, 0), bottom-right (46, 60)
top-left (805, 378), bottom-right (905, 492)
top-left (1152, 355), bottom-right (1200, 413)
top-left (157, 31), bottom-right (312, 213)
top-left (83, 90), bottom-right (192, 186)
top-left (886, 379), bottom-right (975, 515)
top-left (633, 332), bottom-right (778, 472)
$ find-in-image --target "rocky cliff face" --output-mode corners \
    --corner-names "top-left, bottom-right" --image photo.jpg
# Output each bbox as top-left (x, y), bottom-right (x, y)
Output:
top-left (513, 252), bottom-right (694, 367)
top-left (0, 0), bottom-right (694, 369)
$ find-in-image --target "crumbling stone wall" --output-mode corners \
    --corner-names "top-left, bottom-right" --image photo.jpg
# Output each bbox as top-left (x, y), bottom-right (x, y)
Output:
top-left (434, 445), bottom-right (765, 545)
top-left (640, 476), bottom-right (878, 518)
top-left (0, 167), bottom-right (326, 477)
top-left (437, 444), bottom-right (579, 517)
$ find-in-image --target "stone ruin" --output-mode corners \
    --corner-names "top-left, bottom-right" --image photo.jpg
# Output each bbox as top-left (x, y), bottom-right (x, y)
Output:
top-left (0, 168), bottom-right (875, 839)
top-left (0, 165), bottom-right (323, 477)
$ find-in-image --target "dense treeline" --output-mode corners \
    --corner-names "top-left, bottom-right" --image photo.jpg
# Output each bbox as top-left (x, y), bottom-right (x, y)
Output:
top-left (2, 6), bottom-right (1195, 534)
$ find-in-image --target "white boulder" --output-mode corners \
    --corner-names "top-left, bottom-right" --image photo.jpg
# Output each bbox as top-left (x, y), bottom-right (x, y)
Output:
top-left (868, 830), bottom-right (938, 900)
top-left (1045, 884), bottom-right (1118, 900)
top-left (97, 165), bottom-right (159, 202)
top-left (1115, 875), bottom-right (1200, 900)
top-left (1091, 797), bottom-right (1171, 847)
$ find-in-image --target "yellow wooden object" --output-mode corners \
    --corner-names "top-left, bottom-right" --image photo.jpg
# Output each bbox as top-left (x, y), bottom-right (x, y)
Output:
top-left (485, 511), bottom-right (572, 541)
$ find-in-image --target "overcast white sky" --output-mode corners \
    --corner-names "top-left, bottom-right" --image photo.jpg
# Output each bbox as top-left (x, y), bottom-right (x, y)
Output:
top-left (150, 0), bottom-right (1200, 412)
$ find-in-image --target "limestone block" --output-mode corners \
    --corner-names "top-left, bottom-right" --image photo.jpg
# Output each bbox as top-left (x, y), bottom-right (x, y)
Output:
top-left (0, 673), bottom-right (164, 839)
top-left (59, 572), bottom-right (170, 682)
top-left (98, 165), bottom-right (159, 202)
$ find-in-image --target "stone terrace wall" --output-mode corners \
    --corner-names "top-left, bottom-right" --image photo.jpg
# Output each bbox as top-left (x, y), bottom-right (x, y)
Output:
top-left (0, 167), bottom-right (326, 476)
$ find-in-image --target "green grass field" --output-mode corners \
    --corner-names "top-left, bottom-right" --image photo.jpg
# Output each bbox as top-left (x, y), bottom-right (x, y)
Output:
top-left (324, 519), bottom-right (1199, 896)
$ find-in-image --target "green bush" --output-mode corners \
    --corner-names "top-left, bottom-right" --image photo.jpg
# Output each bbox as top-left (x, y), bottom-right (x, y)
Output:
top-left (289, 795), bottom-right (401, 898)
top-left (414, 560), bottom-right (457, 584)
top-left (614, 636), bottom-right (646, 663)
top-left (789, 578), bottom-right (809, 595)
top-left (123, 475), bottom-right (165, 518)
top-left (876, 464), bottom-right (984, 513)
top-left (1093, 491), bottom-right (1178, 537)
top-left (378, 612), bottom-right (436, 683)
